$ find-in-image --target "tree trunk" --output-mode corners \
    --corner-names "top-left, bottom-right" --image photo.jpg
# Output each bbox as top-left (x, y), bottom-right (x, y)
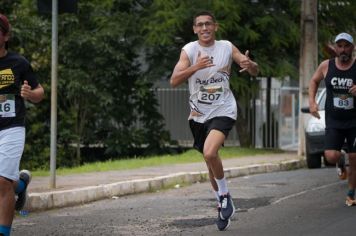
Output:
top-left (235, 100), bottom-right (252, 147)
top-left (298, 0), bottom-right (318, 155)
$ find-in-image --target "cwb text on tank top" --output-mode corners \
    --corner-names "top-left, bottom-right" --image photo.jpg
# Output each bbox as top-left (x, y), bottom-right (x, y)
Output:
top-left (331, 77), bottom-right (353, 89)
top-left (330, 77), bottom-right (355, 110)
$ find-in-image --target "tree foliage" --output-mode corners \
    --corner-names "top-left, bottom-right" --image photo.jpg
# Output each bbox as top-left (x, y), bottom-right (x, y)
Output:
top-left (318, 0), bottom-right (356, 59)
top-left (2, 0), bottom-right (170, 169)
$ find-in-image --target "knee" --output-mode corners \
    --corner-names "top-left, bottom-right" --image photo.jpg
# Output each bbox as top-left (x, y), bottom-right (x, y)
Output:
top-left (324, 150), bottom-right (339, 164)
top-left (203, 151), bottom-right (217, 162)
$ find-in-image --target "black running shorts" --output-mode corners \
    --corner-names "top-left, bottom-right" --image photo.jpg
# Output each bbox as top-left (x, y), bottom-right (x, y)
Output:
top-left (189, 116), bottom-right (235, 153)
top-left (324, 127), bottom-right (356, 153)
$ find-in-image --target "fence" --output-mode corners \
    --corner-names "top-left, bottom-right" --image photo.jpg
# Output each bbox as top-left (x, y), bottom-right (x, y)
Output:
top-left (154, 86), bottom-right (299, 150)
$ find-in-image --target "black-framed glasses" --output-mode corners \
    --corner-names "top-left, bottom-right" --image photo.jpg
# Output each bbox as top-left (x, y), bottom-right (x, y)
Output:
top-left (195, 21), bottom-right (215, 28)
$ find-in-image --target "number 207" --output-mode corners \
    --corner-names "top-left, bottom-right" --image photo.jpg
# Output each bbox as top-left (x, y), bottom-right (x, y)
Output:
top-left (201, 93), bottom-right (221, 101)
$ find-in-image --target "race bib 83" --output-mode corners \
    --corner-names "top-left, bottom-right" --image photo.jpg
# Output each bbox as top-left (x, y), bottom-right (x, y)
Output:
top-left (333, 93), bottom-right (354, 110)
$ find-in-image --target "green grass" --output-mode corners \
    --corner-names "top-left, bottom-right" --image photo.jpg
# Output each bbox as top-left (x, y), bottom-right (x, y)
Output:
top-left (32, 147), bottom-right (283, 177)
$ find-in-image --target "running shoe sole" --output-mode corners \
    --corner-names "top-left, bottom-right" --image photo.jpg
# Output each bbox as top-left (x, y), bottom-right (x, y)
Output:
top-left (346, 197), bottom-right (356, 207)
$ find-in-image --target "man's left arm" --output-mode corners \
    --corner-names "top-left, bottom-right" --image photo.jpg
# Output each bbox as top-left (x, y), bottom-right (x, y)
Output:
top-left (349, 83), bottom-right (356, 96)
top-left (232, 45), bottom-right (259, 76)
top-left (21, 80), bottom-right (44, 103)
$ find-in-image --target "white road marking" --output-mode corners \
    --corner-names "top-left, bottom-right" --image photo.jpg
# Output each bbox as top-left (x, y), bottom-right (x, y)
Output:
top-left (271, 181), bottom-right (343, 205)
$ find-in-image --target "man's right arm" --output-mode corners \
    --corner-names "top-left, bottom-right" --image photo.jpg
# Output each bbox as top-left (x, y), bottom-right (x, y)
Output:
top-left (170, 50), bottom-right (214, 88)
top-left (170, 50), bottom-right (194, 88)
top-left (309, 60), bottom-right (328, 119)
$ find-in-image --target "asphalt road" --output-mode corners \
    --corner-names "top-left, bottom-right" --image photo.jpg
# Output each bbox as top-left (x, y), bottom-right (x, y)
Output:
top-left (12, 167), bottom-right (356, 236)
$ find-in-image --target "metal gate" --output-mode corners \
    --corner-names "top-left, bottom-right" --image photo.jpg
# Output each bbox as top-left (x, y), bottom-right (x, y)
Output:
top-left (154, 85), bottom-right (299, 150)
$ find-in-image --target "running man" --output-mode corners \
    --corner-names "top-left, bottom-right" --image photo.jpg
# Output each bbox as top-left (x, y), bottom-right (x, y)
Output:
top-left (0, 13), bottom-right (44, 236)
top-left (170, 11), bottom-right (259, 230)
top-left (308, 32), bottom-right (356, 206)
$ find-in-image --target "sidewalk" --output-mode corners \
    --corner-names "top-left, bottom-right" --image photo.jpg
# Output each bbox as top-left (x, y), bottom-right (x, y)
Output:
top-left (26, 151), bottom-right (305, 212)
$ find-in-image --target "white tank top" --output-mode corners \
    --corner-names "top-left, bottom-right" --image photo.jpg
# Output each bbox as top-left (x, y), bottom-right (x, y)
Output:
top-left (183, 40), bottom-right (237, 123)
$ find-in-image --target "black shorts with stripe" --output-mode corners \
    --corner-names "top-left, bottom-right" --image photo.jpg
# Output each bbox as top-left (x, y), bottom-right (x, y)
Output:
top-left (189, 116), bottom-right (235, 153)
top-left (325, 127), bottom-right (356, 153)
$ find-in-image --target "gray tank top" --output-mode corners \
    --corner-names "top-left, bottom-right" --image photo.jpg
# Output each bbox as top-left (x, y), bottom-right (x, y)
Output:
top-left (183, 40), bottom-right (237, 123)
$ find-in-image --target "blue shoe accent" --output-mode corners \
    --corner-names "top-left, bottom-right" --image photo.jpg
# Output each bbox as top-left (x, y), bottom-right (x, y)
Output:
top-left (15, 179), bottom-right (26, 194)
top-left (0, 225), bottom-right (11, 236)
top-left (15, 170), bottom-right (32, 211)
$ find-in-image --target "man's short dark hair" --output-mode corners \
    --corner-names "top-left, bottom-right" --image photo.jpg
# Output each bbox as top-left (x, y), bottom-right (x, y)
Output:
top-left (193, 11), bottom-right (216, 25)
top-left (0, 13), bottom-right (10, 34)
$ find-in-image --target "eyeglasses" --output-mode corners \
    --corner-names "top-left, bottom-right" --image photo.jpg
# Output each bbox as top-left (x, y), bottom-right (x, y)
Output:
top-left (195, 21), bottom-right (215, 28)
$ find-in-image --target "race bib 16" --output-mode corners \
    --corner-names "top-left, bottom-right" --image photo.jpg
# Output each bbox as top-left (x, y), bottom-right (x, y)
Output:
top-left (0, 94), bottom-right (16, 117)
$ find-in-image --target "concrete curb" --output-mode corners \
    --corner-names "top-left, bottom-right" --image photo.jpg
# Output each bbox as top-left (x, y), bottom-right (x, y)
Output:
top-left (27, 159), bottom-right (306, 212)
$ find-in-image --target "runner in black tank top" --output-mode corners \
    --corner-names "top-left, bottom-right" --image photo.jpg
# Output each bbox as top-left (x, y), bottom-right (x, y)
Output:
top-left (308, 32), bottom-right (356, 207)
top-left (324, 58), bottom-right (356, 129)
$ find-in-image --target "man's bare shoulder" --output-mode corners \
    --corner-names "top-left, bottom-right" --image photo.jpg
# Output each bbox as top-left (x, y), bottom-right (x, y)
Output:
top-left (320, 59), bottom-right (330, 66)
top-left (318, 59), bottom-right (330, 70)
top-left (317, 59), bottom-right (331, 77)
